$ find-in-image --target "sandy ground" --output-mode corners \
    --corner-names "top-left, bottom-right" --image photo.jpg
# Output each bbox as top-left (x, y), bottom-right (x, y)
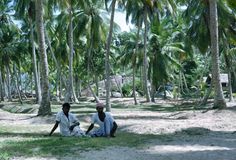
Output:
top-left (1, 100), bottom-right (236, 160)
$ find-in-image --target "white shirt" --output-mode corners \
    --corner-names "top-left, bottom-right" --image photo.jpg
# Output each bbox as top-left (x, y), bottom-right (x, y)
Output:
top-left (56, 111), bottom-right (78, 136)
top-left (91, 112), bottom-right (114, 127)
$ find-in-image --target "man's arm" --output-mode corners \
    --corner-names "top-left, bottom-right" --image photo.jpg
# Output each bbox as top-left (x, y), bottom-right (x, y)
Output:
top-left (49, 121), bottom-right (59, 136)
top-left (69, 121), bottom-right (80, 131)
top-left (86, 123), bottom-right (94, 134)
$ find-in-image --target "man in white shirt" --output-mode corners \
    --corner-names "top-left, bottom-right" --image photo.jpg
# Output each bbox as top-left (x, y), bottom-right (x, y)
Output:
top-left (86, 103), bottom-right (118, 137)
top-left (49, 103), bottom-right (85, 137)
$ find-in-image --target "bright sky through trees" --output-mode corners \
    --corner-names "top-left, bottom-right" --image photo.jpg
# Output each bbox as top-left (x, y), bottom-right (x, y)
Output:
top-left (114, 11), bottom-right (133, 32)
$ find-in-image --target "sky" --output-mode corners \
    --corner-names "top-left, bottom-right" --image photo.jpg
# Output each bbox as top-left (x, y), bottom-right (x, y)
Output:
top-left (9, 2), bottom-right (133, 32)
top-left (114, 11), bottom-right (133, 32)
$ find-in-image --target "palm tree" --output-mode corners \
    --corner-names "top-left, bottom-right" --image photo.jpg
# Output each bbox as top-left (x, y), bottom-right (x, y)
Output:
top-left (125, 0), bottom-right (177, 102)
top-left (117, 31), bottom-right (144, 104)
top-left (65, 0), bottom-right (79, 103)
top-left (76, 1), bottom-right (107, 103)
top-left (142, 1), bottom-right (152, 102)
top-left (209, 0), bottom-right (226, 109)
top-left (179, 0), bottom-right (236, 107)
top-left (35, 0), bottom-right (51, 115)
top-left (125, 0), bottom-right (148, 102)
top-left (14, 0), bottom-right (42, 104)
top-left (104, 0), bottom-right (117, 111)
top-left (132, 26), bottom-right (141, 105)
top-left (49, 0), bottom-right (80, 103)
top-left (0, 70), bottom-right (3, 101)
top-left (44, 25), bottom-right (61, 102)
top-left (150, 11), bottom-right (186, 101)
top-left (0, 1), bottom-right (20, 102)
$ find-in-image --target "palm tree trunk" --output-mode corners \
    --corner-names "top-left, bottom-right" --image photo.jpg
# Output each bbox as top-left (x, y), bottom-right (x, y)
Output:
top-left (6, 63), bottom-right (12, 101)
top-left (35, 0), bottom-right (51, 115)
top-left (151, 83), bottom-right (156, 102)
top-left (65, 3), bottom-right (78, 103)
top-left (133, 18), bottom-right (141, 105)
top-left (45, 30), bottom-right (61, 102)
top-left (200, 83), bottom-right (212, 105)
top-left (30, 73), bottom-right (33, 97)
top-left (227, 71), bottom-right (234, 102)
top-left (95, 76), bottom-right (99, 96)
top-left (224, 52), bottom-right (234, 102)
top-left (232, 71), bottom-right (236, 91)
top-left (17, 65), bottom-right (26, 99)
top-left (209, 0), bottom-right (226, 109)
top-left (4, 79), bottom-right (7, 100)
top-left (88, 84), bottom-right (100, 103)
top-left (114, 76), bottom-right (123, 98)
top-left (105, 0), bottom-right (116, 112)
top-left (59, 76), bottom-right (64, 99)
top-left (30, 19), bottom-right (41, 104)
top-left (13, 64), bottom-right (22, 104)
top-left (86, 24), bottom-right (100, 102)
top-left (182, 72), bottom-right (189, 93)
top-left (0, 70), bottom-right (4, 101)
top-left (143, 6), bottom-right (151, 102)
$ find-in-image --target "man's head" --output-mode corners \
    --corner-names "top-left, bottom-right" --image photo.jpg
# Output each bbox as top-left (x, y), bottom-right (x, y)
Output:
top-left (62, 103), bottom-right (71, 115)
top-left (96, 103), bottom-right (104, 113)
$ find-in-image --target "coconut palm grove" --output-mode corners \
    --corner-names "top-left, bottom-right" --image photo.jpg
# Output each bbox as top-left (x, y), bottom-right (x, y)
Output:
top-left (1, 0), bottom-right (236, 159)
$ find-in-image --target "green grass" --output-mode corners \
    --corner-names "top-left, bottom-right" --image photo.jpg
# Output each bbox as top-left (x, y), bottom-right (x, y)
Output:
top-left (0, 132), bottom-right (158, 159)
top-left (0, 152), bottom-right (10, 160)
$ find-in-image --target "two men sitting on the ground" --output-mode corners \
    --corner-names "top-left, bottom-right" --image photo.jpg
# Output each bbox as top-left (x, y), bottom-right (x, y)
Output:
top-left (49, 102), bottom-right (117, 138)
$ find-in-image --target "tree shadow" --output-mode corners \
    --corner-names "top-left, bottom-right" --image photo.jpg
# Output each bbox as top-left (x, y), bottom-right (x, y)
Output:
top-left (1, 126), bottom-right (236, 159)
top-left (142, 127), bottom-right (236, 160)
top-left (140, 103), bottom-right (212, 112)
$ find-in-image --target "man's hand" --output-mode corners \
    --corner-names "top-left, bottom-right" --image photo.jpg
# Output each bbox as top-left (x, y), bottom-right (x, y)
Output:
top-left (69, 124), bottom-right (76, 131)
top-left (75, 122), bottom-right (80, 126)
top-left (69, 122), bottom-right (80, 131)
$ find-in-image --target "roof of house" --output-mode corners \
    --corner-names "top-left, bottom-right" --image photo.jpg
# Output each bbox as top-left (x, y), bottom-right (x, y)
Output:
top-left (204, 73), bottom-right (228, 84)
top-left (219, 74), bottom-right (229, 83)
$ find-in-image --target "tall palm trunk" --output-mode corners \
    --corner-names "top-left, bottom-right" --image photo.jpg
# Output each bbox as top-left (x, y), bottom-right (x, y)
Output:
top-left (105, 0), bottom-right (116, 112)
top-left (133, 18), bottom-right (142, 105)
top-left (227, 71), bottom-right (233, 102)
top-left (209, 0), bottom-right (226, 109)
top-left (30, 19), bottom-right (41, 104)
top-left (88, 84), bottom-right (100, 103)
top-left (87, 34), bottom-right (100, 103)
top-left (114, 76), bottom-right (123, 98)
top-left (224, 52), bottom-right (234, 102)
top-left (95, 76), bottom-right (99, 96)
top-left (65, 4), bottom-right (78, 103)
top-left (6, 63), bottom-right (12, 101)
top-left (0, 70), bottom-right (3, 101)
top-left (13, 64), bottom-right (22, 104)
top-left (35, 0), bottom-right (51, 115)
top-left (45, 30), bottom-right (61, 102)
top-left (143, 6), bottom-right (151, 102)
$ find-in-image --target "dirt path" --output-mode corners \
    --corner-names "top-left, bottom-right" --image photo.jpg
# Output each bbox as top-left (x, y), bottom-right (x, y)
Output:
top-left (1, 102), bottom-right (236, 160)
